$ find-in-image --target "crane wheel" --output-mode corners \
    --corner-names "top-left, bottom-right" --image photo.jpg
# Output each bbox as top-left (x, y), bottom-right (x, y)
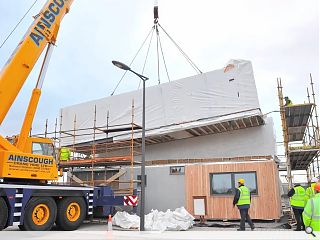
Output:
top-left (22, 197), bottom-right (57, 231)
top-left (0, 197), bottom-right (8, 231)
top-left (18, 225), bottom-right (25, 231)
top-left (56, 197), bottom-right (86, 231)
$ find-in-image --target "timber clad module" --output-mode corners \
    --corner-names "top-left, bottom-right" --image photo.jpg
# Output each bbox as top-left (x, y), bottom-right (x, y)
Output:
top-left (185, 160), bottom-right (281, 220)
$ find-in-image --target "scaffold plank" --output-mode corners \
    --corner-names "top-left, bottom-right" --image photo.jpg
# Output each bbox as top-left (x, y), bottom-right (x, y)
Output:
top-left (285, 103), bottom-right (313, 141)
top-left (289, 147), bottom-right (319, 170)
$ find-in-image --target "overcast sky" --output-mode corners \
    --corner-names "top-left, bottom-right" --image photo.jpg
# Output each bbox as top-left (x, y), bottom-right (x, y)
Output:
top-left (0, 0), bottom-right (319, 153)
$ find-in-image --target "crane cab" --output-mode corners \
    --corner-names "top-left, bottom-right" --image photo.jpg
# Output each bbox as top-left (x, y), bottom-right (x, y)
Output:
top-left (0, 137), bottom-right (58, 182)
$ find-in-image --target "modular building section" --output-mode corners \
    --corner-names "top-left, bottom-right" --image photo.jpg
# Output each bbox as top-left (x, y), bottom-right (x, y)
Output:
top-left (119, 165), bottom-right (186, 214)
top-left (185, 160), bottom-right (281, 220)
top-left (0, 184), bottom-right (135, 231)
top-left (142, 117), bottom-right (275, 161)
top-left (59, 59), bottom-right (261, 146)
top-left (119, 159), bottom-right (281, 221)
top-left (59, 59), bottom-right (279, 220)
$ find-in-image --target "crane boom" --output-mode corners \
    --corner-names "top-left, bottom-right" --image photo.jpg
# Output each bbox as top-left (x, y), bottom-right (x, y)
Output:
top-left (0, 0), bottom-right (74, 181)
top-left (0, 2), bottom-right (141, 232)
top-left (0, 0), bottom-right (73, 125)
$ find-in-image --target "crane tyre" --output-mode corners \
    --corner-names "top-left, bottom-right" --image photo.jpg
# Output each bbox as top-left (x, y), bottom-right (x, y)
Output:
top-left (56, 197), bottom-right (86, 231)
top-left (0, 197), bottom-right (8, 231)
top-left (22, 197), bottom-right (57, 231)
top-left (18, 225), bottom-right (26, 231)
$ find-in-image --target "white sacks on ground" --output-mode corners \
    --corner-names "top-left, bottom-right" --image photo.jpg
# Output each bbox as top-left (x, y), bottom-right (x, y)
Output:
top-left (112, 207), bottom-right (194, 231)
top-left (145, 207), bottom-right (195, 231)
top-left (112, 211), bottom-right (140, 229)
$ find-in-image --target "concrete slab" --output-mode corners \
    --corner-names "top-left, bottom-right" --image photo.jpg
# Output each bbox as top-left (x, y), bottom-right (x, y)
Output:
top-left (0, 230), bottom-right (313, 240)
top-left (3, 221), bottom-right (314, 240)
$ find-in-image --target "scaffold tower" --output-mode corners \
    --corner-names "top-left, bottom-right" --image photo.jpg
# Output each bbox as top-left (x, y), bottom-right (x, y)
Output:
top-left (277, 75), bottom-right (320, 188)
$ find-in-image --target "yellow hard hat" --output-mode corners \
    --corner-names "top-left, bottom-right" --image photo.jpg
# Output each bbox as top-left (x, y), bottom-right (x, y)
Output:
top-left (238, 178), bottom-right (245, 184)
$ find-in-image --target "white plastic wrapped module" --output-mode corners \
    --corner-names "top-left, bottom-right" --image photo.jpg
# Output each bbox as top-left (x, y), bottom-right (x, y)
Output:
top-left (112, 207), bottom-right (194, 231)
top-left (60, 59), bottom-right (261, 145)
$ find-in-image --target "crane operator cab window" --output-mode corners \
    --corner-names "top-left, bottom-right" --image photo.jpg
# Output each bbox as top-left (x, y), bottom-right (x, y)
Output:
top-left (32, 142), bottom-right (55, 157)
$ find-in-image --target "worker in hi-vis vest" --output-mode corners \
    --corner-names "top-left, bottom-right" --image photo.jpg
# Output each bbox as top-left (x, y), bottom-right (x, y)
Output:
top-left (303, 183), bottom-right (320, 232)
top-left (233, 178), bottom-right (255, 231)
top-left (284, 96), bottom-right (293, 106)
top-left (288, 183), bottom-right (306, 231)
top-left (306, 177), bottom-right (319, 202)
top-left (302, 183), bottom-right (320, 231)
top-left (59, 147), bottom-right (71, 161)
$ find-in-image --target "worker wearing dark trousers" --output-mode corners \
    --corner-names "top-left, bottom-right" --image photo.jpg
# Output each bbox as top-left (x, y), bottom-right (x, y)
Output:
top-left (287, 183), bottom-right (306, 231)
top-left (233, 178), bottom-right (255, 231)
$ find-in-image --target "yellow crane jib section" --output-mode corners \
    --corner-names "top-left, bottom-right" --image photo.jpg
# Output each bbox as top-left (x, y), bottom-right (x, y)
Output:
top-left (0, 0), bottom-right (74, 125)
top-left (16, 88), bottom-right (41, 151)
top-left (0, 151), bottom-right (57, 180)
top-left (0, 136), bottom-right (21, 152)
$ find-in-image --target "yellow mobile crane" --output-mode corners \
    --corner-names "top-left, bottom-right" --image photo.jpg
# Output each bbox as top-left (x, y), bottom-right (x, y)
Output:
top-left (0, 1), bottom-right (138, 231)
top-left (0, 0), bottom-right (74, 182)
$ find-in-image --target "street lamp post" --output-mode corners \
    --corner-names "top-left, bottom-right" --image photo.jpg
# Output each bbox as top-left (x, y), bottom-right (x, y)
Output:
top-left (112, 60), bottom-right (148, 231)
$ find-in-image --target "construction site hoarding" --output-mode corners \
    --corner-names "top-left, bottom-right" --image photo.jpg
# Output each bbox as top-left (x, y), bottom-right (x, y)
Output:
top-left (60, 59), bottom-right (261, 146)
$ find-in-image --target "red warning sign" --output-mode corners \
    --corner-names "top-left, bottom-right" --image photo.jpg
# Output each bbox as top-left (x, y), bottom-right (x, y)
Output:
top-left (123, 195), bottom-right (138, 206)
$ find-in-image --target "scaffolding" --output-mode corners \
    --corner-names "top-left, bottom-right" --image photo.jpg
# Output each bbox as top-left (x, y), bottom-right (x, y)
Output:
top-left (37, 101), bottom-right (142, 195)
top-left (277, 74), bottom-right (320, 188)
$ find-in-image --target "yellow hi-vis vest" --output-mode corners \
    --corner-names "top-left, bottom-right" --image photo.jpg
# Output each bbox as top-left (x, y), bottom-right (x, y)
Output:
top-left (60, 147), bottom-right (70, 161)
top-left (286, 99), bottom-right (293, 106)
top-left (303, 193), bottom-right (320, 231)
top-left (290, 186), bottom-right (306, 208)
top-left (306, 183), bottom-right (316, 201)
top-left (237, 186), bottom-right (251, 206)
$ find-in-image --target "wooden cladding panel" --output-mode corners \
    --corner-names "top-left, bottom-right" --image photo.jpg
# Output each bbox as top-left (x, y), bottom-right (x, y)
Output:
top-left (185, 160), bottom-right (281, 220)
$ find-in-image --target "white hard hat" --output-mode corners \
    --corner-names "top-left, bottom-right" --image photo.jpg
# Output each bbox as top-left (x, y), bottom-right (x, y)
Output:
top-left (311, 177), bottom-right (319, 183)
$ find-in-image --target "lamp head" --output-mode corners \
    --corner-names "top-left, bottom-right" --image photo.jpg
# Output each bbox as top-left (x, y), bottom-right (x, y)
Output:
top-left (112, 60), bottom-right (131, 71)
